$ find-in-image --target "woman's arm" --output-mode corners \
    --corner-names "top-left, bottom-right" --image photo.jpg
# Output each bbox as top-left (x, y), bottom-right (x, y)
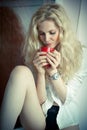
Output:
top-left (48, 69), bottom-right (67, 103)
top-left (33, 51), bottom-right (48, 105)
top-left (46, 50), bottom-right (67, 103)
top-left (36, 72), bottom-right (47, 105)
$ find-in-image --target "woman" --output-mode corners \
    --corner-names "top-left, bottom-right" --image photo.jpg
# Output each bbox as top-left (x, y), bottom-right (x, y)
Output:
top-left (0, 3), bottom-right (87, 130)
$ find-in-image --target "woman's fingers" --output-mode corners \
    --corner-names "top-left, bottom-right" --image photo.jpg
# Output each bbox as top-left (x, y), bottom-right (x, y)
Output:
top-left (33, 51), bottom-right (48, 67)
top-left (33, 50), bottom-right (61, 70)
top-left (33, 58), bottom-right (48, 67)
top-left (34, 51), bottom-right (47, 59)
top-left (46, 50), bottom-right (61, 68)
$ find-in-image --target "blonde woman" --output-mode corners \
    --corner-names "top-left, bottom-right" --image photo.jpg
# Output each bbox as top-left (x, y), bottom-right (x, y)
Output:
top-left (0, 3), bottom-right (87, 130)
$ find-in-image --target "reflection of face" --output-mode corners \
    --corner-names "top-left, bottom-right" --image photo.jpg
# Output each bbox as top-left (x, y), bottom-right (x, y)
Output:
top-left (38, 20), bottom-right (59, 48)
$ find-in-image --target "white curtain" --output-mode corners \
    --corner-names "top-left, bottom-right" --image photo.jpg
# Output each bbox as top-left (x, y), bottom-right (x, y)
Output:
top-left (55, 0), bottom-right (87, 45)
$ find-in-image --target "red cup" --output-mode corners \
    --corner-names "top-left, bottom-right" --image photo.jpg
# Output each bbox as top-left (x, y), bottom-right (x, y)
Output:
top-left (40, 46), bottom-right (54, 68)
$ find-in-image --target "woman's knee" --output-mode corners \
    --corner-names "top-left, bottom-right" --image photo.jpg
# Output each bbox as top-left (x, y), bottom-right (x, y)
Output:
top-left (11, 65), bottom-right (33, 80)
top-left (8, 65), bottom-right (34, 90)
top-left (11, 65), bottom-right (32, 77)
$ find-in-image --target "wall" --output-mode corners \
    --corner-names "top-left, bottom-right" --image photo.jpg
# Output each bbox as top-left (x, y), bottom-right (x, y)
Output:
top-left (55, 0), bottom-right (87, 45)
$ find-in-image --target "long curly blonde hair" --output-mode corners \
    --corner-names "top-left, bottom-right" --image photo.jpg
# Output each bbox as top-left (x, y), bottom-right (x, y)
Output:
top-left (23, 4), bottom-right (83, 82)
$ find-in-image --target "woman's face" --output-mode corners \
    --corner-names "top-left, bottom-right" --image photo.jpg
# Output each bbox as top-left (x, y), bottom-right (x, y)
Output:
top-left (38, 20), bottom-right (60, 48)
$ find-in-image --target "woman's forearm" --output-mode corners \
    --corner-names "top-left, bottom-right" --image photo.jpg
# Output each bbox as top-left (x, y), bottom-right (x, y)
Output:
top-left (36, 73), bottom-right (47, 104)
top-left (49, 71), bottom-right (67, 103)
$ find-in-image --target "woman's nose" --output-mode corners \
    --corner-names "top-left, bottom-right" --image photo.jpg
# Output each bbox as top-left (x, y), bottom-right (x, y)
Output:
top-left (45, 34), bottom-right (50, 43)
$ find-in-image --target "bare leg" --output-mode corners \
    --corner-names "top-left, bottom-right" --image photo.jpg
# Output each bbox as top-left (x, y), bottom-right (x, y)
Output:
top-left (0, 66), bottom-right (46, 130)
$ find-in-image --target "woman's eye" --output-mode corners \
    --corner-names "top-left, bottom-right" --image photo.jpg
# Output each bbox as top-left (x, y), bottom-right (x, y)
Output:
top-left (50, 32), bottom-right (56, 35)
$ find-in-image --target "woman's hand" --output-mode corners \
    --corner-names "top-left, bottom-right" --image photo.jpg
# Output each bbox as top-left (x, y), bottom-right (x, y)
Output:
top-left (33, 51), bottom-right (48, 74)
top-left (46, 50), bottom-right (61, 75)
